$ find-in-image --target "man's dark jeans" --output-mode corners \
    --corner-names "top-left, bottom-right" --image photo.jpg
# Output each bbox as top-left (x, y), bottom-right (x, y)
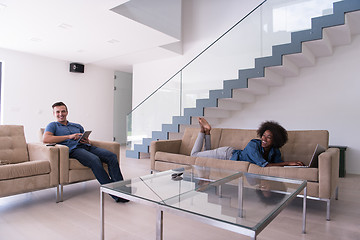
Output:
top-left (70, 144), bottom-right (124, 185)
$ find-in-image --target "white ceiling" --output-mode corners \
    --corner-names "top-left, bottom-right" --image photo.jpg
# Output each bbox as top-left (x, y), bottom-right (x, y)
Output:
top-left (0, 0), bottom-right (181, 72)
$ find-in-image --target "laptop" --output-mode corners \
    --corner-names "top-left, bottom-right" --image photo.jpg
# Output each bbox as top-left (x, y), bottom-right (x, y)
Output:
top-left (285, 144), bottom-right (326, 168)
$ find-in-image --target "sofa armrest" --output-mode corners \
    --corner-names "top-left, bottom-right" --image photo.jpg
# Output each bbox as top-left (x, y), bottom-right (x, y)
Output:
top-left (91, 140), bottom-right (120, 160)
top-left (27, 143), bottom-right (59, 186)
top-left (318, 147), bottom-right (340, 199)
top-left (150, 140), bottom-right (182, 171)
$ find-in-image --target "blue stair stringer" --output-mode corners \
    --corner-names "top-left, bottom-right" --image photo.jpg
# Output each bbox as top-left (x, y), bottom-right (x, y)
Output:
top-left (126, 0), bottom-right (360, 159)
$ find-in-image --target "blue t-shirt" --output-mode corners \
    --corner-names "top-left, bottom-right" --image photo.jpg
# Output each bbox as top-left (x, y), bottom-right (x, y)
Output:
top-left (229, 139), bottom-right (283, 167)
top-left (44, 121), bottom-right (84, 151)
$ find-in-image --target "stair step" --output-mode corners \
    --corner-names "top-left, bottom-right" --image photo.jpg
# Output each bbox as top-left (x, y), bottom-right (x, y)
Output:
top-left (250, 68), bottom-right (284, 87)
top-left (267, 56), bottom-right (300, 77)
top-left (346, 11), bottom-right (360, 35)
top-left (126, 150), bottom-right (140, 159)
top-left (231, 90), bottom-right (256, 102)
top-left (303, 30), bottom-right (333, 57)
top-left (285, 44), bottom-right (316, 68)
top-left (325, 24), bottom-right (352, 46)
top-left (162, 123), bottom-right (179, 133)
top-left (142, 138), bottom-right (154, 146)
top-left (204, 108), bottom-right (231, 118)
top-left (173, 115), bottom-right (191, 125)
top-left (216, 99), bottom-right (243, 111)
top-left (152, 131), bottom-right (168, 140)
top-left (134, 144), bottom-right (148, 152)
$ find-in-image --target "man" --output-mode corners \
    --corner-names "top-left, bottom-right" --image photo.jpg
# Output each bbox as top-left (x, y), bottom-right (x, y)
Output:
top-left (43, 102), bottom-right (129, 202)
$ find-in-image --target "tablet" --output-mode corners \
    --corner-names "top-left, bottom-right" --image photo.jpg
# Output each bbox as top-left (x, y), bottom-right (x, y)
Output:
top-left (78, 131), bottom-right (92, 142)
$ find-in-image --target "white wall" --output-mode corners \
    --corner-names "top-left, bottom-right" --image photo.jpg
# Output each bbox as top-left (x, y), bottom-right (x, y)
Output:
top-left (0, 48), bottom-right (115, 143)
top-left (131, 0), bottom-right (360, 174)
top-left (114, 71), bottom-right (132, 144)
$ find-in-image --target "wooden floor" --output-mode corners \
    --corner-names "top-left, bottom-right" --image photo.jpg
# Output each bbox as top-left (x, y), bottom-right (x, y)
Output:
top-left (1, 146), bottom-right (359, 240)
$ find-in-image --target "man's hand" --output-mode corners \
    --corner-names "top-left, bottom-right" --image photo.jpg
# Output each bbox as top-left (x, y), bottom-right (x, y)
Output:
top-left (79, 137), bottom-right (91, 145)
top-left (69, 133), bottom-right (82, 141)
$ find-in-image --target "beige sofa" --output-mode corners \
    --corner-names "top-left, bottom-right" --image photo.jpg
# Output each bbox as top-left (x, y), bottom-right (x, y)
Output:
top-left (150, 127), bottom-right (340, 220)
top-left (39, 128), bottom-right (120, 201)
top-left (0, 125), bottom-right (59, 201)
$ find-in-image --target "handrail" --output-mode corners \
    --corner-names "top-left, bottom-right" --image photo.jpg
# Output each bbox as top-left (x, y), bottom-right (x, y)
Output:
top-left (128, 0), bottom-right (268, 114)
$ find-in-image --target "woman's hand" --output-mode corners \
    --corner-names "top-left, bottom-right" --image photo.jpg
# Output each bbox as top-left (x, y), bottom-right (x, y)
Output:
top-left (287, 161), bottom-right (305, 166)
top-left (267, 161), bottom-right (305, 167)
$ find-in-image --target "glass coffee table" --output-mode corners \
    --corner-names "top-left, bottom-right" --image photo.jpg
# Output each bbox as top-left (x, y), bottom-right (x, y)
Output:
top-left (100, 165), bottom-right (307, 240)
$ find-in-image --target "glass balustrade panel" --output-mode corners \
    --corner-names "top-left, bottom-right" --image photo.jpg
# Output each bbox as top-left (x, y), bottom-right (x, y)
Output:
top-left (126, 73), bottom-right (181, 150)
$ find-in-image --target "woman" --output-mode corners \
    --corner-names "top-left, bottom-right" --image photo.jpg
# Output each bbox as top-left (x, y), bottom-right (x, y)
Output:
top-left (191, 118), bottom-right (304, 167)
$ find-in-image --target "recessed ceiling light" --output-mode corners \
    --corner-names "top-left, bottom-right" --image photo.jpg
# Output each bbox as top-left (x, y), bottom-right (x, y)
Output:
top-left (58, 23), bottom-right (73, 30)
top-left (30, 37), bottom-right (42, 42)
top-left (108, 39), bottom-right (120, 44)
top-left (0, 3), bottom-right (7, 11)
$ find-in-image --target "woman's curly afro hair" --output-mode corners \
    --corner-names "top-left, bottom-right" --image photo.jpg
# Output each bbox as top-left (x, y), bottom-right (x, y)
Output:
top-left (257, 121), bottom-right (288, 148)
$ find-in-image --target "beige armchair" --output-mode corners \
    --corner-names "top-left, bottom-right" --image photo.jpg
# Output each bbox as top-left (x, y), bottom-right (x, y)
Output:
top-left (0, 125), bottom-right (59, 201)
top-left (40, 128), bottom-right (120, 201)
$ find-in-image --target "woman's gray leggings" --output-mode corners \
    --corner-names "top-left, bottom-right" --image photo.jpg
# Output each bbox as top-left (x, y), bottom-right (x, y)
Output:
top-left (190, 132), bottom-right (234, 160)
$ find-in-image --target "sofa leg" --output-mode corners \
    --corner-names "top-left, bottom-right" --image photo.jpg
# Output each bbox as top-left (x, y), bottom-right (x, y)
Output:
top-left (326, 199), bottom-right (331, 221)
top-left (60, 184), bottom-right (64, 202)
top-left (335, 186), bottom-right (339, 200)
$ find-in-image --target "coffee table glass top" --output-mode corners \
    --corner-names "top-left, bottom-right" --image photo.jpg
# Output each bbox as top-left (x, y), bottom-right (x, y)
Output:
top-left (102, 165), bottom-right (306, 231)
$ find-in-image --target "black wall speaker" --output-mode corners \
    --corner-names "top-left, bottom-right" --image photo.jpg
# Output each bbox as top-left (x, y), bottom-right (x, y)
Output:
top-left (69, 63), bottom-right (84, 73)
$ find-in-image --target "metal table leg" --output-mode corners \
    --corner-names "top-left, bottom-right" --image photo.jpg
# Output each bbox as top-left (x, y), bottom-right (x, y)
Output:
top-left (302, 187), bottom-right (307, 234)
top-left (156, 208), bottom-right (164, 240)
top-left (100, 189), bottom-right (104, 240)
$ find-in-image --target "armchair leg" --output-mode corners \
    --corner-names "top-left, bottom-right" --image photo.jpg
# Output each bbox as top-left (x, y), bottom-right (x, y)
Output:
top-left (56, 185), bottom-right (60, 203)
top-left (326, 199), bottom-right (331, 221)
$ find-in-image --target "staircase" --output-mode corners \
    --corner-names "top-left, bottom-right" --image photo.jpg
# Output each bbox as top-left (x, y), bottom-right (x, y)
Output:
top-left (126, 0), bottom-right (360, 159)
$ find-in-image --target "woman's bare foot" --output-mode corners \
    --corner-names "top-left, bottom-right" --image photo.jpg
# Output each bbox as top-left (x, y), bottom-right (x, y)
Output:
top-left (199, 117), bottom-right (211, 135)
top-left (198, 117), bottom-right (205, 133)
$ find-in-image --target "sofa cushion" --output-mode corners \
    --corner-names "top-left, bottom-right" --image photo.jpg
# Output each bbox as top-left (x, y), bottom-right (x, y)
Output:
top-left (195, 157), bottom-right (250, 172)
top-left (248, 164), bottom-right (318, 182)
top-left (155, 152), bottom-right (196, 166)
top-left (281, 130), bottom-right (329, 165)
top-left (0, 160), bottom-right (50, 180)
top-left (179, 128), bottom-right (222, 155)
top-left (218, 129), bottom-right (258, 149)
top-left (0, 125), bottom-right (29, 164)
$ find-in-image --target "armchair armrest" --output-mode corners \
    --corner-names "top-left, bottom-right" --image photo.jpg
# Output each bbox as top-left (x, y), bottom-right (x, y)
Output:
top-left (150, 139), bottom-right (182, 170)
top-left (318, 147), bottom-right (340, 199)
top-left (53, 144), bottom-right (71, 185)
top-left (91, 140), bottom-right (120, 160)
top-left (27, 143), bottom-right (59, 186)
